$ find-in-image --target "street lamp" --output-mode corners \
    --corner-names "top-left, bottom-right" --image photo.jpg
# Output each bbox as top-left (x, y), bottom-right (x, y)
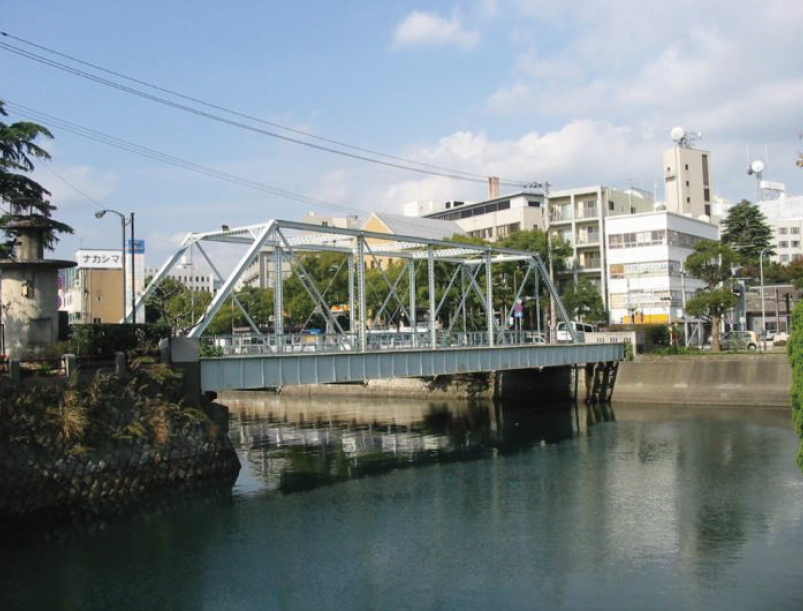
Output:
top-left (94, 209), bottom-right (130, 322)
top-left (760, 247), bottom-right (770, 349)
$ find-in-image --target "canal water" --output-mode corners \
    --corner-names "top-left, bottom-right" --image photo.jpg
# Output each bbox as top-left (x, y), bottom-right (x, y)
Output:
top-left (2, 397), bottom-right (802, 611)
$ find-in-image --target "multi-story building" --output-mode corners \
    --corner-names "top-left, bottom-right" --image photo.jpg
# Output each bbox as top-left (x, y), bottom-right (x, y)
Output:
top-left (61, 250), bottom-right (125, 323)
top-left (143, 265), bottom-right (220, 293)
top-left (758, 195), bottom-right (803, 264)
top-left (548, 186), bottom-right (654, 304)
top-left (404, 191), bottom-right (546, 241)
top-left (663, 140), bottom-right (714, 218)
top-left (604, 211), bottom-right (718, 324)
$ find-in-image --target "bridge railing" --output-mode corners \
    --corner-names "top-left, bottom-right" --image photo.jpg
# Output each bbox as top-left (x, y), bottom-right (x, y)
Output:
top-left (201, 330), bottom-right (550, 357)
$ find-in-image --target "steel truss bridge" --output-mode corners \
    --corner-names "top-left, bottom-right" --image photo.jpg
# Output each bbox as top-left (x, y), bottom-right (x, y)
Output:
top-left (130, 219), bottom-right (623, 391)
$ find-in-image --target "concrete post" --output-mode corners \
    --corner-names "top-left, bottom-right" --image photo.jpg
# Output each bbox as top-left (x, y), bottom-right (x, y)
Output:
top-left (9, 360), bottom-right (21, 386)
top-left (63, 354), bottom-right (78, 380)
top-left (115, 351), bottom-right (127, 376)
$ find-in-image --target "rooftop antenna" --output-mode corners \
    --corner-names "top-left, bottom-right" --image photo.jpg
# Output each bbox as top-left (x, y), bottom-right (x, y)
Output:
top-left (671, 126), bottom-right (702, 148)
top-left (746, 159), bottom-right (764, 203)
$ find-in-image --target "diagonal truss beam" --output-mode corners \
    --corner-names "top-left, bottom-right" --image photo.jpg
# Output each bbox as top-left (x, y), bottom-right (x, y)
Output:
top-left (187, 222), bottom-right (276, 338)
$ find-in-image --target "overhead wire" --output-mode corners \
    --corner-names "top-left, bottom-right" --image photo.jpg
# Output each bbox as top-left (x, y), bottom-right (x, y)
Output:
top-left (3, 99), bottom-right (366, 217)
top-left (0, 30), bottom-right (532, 186)
top-left (38, 161), bottom-right (105, 210)
top-left (0, 35), bottom-right (543, 189)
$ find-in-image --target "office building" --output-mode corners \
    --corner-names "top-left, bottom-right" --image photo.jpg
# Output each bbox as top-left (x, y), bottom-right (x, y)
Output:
top-left (604, 211), bottom-right (718, 324)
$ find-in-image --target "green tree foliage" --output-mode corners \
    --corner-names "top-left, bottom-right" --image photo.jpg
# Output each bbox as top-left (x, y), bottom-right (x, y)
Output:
top-left (0, 101), bottom-right (73, 257)
top-left (561, 279), bottom-right (607, 324)
top-left (685, 239), bottom-right (740, 351)
top-left (720, 199), bottom-right (773, 263)
top-left (786, 300), bottom-right (803, 472)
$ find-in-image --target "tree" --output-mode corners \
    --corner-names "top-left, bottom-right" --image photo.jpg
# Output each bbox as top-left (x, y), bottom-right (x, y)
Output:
top-left (685, 240), bottom-right (740, 351)
top-left (720, 199), bottom-right (773, 263)
top-left (561, 279), bottom-right (607, 324)
top-left (786, 300), bottom-right (803, 472)
top-left (0, 101), bottom-right (72, 258)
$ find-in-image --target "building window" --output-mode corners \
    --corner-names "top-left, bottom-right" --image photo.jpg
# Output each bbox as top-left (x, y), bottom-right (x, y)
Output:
top-left (527, 200), bottom-right (540, 207)
top-left (686, 197), bottom-right (691, 203)
top-left (608, 200), bottom-right (614, 211)
top-left (792, 227), bottom-right (800, 235)
top-left (685, 181), bottom-right (689, 186)
top-left (781, 255), bottom-right (790, 262)
top-left (779, 227), bottom-right (788, 235)
top-left (779, 241), bottom-right (789, 248)
top-left (793, 241), bottom-right (800, 249)
top-left (705, 204), bottom-right (711, 216)
top-left (701, 154), bottom-right (709, 185)
top-left (685, 164), bottom-right (689, 170)
top-left (445, 202), bottom-right (451, 209)
top-left (704, 188), bottom-right (710, 202)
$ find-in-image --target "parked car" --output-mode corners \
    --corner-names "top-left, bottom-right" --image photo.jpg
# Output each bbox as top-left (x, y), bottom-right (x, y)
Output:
top-left (720, 330), bottom-right (758, 351)
top-left (556, 321), bottom-right (597, 342)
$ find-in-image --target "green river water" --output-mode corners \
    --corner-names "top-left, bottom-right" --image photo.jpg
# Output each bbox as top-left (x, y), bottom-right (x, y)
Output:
top-left (2, 397), bottom-right (802, 610)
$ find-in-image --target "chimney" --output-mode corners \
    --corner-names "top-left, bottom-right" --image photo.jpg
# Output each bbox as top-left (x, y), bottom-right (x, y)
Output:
top-left (488, 176), bottom-right (499, 199)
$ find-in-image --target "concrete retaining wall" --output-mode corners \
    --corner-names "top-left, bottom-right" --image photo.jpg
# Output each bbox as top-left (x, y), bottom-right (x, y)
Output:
top-left (615, 354), bottom-right (791, 407)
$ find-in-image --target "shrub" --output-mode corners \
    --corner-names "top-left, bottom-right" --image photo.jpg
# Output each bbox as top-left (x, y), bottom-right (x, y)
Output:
top-left (787, 302), bottom-right (803, 472)
top-left (69, 323), bottom-right (171, 357)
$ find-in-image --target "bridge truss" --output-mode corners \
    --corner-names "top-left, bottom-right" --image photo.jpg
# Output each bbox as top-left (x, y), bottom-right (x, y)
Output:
top-left (129, 219), bottom-right (581, 352)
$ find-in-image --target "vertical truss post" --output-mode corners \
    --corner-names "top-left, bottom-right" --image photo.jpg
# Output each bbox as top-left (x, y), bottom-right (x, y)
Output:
top-left (428, 247), bottom-right (437, 349)
top-left (486, 250), bottom-right (494, 347)
top-left (274, 246), bottom-right (284, 346)
top-left (357, 235), bottom-right (367, 352)
top-left (348, 253), bottom-right (355, 338)
top-left (535, 262), bottom-right (541, 336)
top-left (409, 260), bottom-right (417, 347)
top-left (461, 265), bottom-right (467, 335)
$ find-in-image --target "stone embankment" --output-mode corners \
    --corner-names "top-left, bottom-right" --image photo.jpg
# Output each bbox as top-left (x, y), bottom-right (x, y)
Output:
top-left (0, 363), bottom-right (240, 529)
top-left (614, 353), bottom-right (791, 407)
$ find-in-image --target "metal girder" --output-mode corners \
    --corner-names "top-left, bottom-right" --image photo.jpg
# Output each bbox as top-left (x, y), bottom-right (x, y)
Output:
top-left (363, 241), bottom-right (413, 326)
top-left (187, 222), bottom-right (276, 338)
top-left (200, 343), bottom-right (624, 391)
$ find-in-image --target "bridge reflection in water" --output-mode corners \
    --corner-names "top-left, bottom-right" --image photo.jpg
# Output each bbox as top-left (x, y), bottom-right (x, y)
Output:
top-left (224, 396), bottom-right (602, 495)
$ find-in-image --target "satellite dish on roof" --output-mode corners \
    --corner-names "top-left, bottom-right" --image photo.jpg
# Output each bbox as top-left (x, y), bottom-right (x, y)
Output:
top-left (670, 126), bottom-right (686, 143)
top-left (750, 160), bottom-right (765, 174)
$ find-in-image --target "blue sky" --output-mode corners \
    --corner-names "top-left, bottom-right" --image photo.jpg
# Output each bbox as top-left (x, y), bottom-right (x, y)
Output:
top-left (2, 0), bottom-right (802, 265)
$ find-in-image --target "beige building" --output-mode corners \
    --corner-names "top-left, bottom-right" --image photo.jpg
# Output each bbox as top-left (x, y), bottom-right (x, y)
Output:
top-left (548, 186), bottom-right (654, 305)
top-left (663, 143), bottom-right (713, 219)
top-left (62, 266), bottom-right (124, 324)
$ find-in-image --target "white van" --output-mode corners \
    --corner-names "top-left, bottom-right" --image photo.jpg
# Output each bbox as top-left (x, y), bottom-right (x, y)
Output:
top-left (556, 321), bottom-right (596, 342)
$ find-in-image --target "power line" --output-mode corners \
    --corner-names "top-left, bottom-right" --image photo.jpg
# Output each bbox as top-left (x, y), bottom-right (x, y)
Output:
top-left (0, 30), bottom-right (529, 186)
top-left (0, 33), bottom-right (543, 190)
top-left (38, 161), bottom-right (105, 210)
top-left (3, 99), bottom-right (366, 216)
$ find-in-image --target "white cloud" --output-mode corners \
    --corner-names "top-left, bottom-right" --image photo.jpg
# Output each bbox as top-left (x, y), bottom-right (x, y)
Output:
top-left (393, 10), bottom-right (480, 50)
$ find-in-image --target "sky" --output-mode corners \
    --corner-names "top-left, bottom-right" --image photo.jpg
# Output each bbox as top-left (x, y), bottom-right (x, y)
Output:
top-left (2, 0), bottom-right (802, 267)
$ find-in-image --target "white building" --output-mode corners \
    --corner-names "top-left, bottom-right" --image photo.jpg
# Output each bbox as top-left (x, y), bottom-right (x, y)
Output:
top-left (404, 192), bottom-right (546, 241)
top-left (548, 186), bottom-right (654, 305)
top-left (144, 264), bottom-right (220, 293)
top-left (605, 211), bottom-right (718, 324)
top-left (758, 195), bottom-right (803, 264)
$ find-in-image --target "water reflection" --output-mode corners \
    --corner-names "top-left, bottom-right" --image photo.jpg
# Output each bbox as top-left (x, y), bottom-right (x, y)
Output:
top-left (225, 396), bottom-right (578, 495)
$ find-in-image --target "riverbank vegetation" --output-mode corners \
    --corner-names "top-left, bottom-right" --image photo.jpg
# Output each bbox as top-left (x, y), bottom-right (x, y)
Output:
top-left (787, 302), bottom-right (803, 472)
top-left (0, 361), bottom-right (208, 459)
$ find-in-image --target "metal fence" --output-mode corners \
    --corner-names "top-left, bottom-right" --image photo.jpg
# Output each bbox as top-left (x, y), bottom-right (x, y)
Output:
top-left (201, 330), bottom-right (552, 357)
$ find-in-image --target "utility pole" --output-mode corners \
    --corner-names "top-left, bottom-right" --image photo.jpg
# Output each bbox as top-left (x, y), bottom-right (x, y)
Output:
top-left (130, 212), bottom-right (136, 325)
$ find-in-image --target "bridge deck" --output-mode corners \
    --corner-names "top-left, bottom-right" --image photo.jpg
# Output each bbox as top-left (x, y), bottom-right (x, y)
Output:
top-left (200, 343), bottom-right (624, 391)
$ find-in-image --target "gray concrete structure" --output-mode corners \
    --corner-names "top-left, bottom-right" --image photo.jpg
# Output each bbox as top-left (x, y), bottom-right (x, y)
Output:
top-left (0, 220), bottom-right (75, 358)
